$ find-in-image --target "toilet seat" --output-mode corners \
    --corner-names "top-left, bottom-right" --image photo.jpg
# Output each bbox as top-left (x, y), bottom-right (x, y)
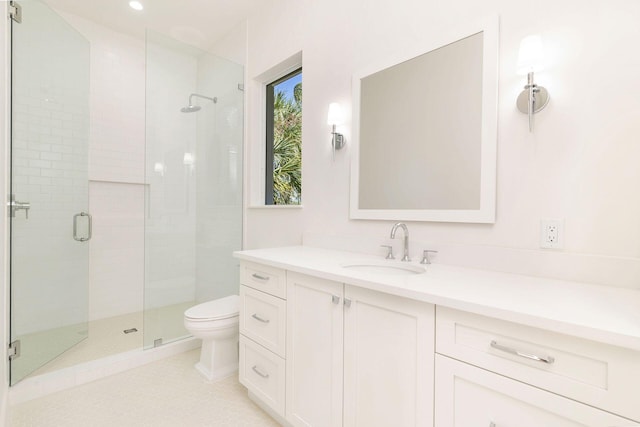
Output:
top-left (185, 294), bottom-right (239, 321)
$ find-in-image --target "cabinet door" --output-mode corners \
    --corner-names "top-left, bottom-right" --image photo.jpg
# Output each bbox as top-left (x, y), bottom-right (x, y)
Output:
top-left (286, 272), bottom-right (344, 427)
top-left (344, 286), bottom-right (435, 427)
top-left (435, 355), bottom-right (633, 427)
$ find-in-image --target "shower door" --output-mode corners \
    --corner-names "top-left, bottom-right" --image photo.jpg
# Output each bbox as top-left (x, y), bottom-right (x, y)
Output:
top-left (9, 0), bottom-right (90, 384)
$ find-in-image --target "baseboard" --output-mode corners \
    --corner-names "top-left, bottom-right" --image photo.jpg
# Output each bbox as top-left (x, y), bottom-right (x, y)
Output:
top-left (247, 391), bottom-right (291, 427)
top-left (9, 337), bottom-right (200, 405)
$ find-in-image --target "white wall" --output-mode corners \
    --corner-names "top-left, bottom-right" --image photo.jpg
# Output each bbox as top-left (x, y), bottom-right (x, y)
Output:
top-left (243, 0), bottom-right (640, 289)
top-left (207, 21), bottom-right (247, 67)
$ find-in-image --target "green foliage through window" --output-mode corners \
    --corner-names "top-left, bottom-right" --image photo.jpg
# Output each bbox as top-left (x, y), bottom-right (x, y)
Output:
top-left (266, 69), bottom-right (302, 205)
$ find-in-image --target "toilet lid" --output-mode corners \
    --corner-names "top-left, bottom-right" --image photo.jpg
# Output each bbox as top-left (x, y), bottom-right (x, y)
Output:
top-left (185, 294), bottom-right (239, 321)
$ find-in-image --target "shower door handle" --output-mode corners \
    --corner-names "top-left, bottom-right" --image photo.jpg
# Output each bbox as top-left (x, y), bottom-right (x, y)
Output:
top-left (73, 212), bottom-right (92, 242)
top-left (8, 195), bottom-right (30, 218)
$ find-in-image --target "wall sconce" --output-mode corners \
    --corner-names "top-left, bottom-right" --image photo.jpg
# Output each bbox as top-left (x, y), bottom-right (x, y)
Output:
top-left (516, 35), bottom-right (550, 132)
top-left (327, 102), bottom-right (345, 159)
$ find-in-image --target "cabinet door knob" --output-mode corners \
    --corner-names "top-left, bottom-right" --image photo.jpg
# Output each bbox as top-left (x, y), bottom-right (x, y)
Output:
top-left (332, 295), bottom-right (340, 304)
top-left (344, 298), bottom-right (352, 308)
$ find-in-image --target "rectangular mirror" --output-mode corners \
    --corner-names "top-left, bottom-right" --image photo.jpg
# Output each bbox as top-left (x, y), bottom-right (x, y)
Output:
top-left (350, 17), bottom-right (499, 223)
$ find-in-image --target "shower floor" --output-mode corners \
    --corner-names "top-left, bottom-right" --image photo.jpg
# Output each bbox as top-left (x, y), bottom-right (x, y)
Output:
top-left (18, 301), bottom-right (196, 379)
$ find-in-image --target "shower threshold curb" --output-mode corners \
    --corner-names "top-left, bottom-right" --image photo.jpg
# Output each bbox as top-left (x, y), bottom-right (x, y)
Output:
top-left (8, 337), bottom-right (200, 405)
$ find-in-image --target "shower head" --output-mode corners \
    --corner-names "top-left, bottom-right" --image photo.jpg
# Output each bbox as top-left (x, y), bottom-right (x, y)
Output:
top-left (180, 105), bottom-right (201, 113)
top-left (180, 93), bottom-right (217, 113)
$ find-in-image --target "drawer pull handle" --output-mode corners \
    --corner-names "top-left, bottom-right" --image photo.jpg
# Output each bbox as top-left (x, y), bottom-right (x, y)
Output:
top-left (251, 313), bottom-right (270, 324)
top-left (252, 365), bottom-right (270, 378)
top-left (252, 273), bottom-right (270, 281)
top-left (490, 340), bottom-right (555, 364)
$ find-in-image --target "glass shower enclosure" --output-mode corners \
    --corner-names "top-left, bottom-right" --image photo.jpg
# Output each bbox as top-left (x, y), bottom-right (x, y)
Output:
top-left (9, 0), bottom-right (90, 384)
top-left (143, 31), bottom-right (244, 349)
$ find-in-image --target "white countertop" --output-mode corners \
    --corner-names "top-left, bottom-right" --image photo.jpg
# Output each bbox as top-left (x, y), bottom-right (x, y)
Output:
top-left (234, 246), bottom-right (640, 352)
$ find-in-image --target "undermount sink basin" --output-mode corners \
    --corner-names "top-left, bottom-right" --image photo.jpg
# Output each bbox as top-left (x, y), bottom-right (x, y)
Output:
top-left (341, 261), bottom-right (426, 275)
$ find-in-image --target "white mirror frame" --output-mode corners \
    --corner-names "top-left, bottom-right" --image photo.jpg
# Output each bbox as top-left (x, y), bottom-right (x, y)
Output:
top-left (350, 16), bottom-right (499, 223)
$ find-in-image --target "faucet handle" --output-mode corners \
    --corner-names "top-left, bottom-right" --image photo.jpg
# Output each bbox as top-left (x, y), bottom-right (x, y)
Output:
top-left (420, 250), bottom-right (438, 265)
top-left (380, 245), bottom-right (395, 260)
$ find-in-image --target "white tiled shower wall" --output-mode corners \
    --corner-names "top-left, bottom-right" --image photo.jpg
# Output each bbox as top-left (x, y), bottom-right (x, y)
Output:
top-left (194, 53), bottom-right (243, 303)
top-left (144, 32), bottom-right (199, 310)
top-left (63, 14), bottom-right (244, 320)
top-left (62, 13), bottom-right (146, 322)
top-left (88, 181), bottom-right (144, 320)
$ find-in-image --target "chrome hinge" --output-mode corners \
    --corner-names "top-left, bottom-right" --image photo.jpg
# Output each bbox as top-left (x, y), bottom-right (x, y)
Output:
top-left (9, 2), bottom-right (22, 24)
top-left (8, 340), bottom-right (20, 361)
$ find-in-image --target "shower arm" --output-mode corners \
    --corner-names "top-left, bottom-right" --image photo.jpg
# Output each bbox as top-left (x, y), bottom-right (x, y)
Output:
top-left (189, 93), bottom-right (217, 105)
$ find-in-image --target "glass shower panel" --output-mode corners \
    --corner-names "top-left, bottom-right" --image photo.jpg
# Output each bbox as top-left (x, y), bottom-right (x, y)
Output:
top-left (10, 0), bottom-right (90, 384)
top-left (144, 31), bottom-right (243, 349)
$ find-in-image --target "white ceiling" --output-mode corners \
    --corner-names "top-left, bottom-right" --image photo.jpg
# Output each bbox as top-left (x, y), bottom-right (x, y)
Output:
top-left (43, 0), bottom-right (262, 50)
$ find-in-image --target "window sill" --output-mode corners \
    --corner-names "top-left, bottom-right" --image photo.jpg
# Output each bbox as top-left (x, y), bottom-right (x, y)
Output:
top-left (247, 205), bottom-right (304, 210)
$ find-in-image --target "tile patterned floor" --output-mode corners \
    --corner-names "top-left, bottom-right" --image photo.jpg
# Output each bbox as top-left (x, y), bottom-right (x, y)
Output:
top-left (10, 349), bottom-right (280, 427)
top-left (17, 302), bottom-right (194, 380)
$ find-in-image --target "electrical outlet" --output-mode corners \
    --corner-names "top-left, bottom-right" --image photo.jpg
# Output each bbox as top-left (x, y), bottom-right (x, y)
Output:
top-left (540, 219), bottom-right (564, 249)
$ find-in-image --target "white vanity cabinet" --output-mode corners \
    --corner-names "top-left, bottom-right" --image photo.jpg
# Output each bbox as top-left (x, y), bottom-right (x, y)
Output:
top-left (435, 307), bottom-right (640, 425)
top-left (285, 271), bottom-right (435, 427)
top-left (238, 261), bottom-right (287, 418)
top-left (235, 249), bottom-right (640, 427)
top-left (435, 355), bottom-right (631, 427)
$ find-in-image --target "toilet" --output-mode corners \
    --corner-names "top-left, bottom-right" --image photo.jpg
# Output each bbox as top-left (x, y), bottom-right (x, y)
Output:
top-left (184, 294), bottom-right (240, 381)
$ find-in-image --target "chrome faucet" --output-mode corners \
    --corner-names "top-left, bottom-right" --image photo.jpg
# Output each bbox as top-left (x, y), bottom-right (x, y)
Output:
top-left (390, 222), bottom-right (410, 262)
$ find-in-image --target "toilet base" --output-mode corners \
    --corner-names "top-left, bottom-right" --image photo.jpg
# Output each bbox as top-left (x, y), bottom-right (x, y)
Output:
top-left (194, 335), bottom-right (239, 381)
top-left (194, 361), bottom-right (237, 381)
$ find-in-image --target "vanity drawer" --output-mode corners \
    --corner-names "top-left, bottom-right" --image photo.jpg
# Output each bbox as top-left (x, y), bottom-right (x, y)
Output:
top-left (240, 285), bottom-right (286, 357)
top-left (239, 335), bottom-right (286, 417)
top-left (240, 261), bottom-right (286, 299)
top-left (436, 306), bottom-right (640, 421)
top-left (435, 354), bottom-right (632, 427)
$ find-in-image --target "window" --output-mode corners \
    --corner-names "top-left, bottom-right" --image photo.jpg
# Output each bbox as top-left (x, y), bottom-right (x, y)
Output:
top-left (265, 68), bottom-right (302, 205)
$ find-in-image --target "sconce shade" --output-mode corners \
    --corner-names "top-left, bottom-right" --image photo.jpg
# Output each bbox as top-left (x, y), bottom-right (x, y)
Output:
top-left (517, 35), bottom-right (544, 75)
top-left (327, 102), bottom-right (345, 125)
